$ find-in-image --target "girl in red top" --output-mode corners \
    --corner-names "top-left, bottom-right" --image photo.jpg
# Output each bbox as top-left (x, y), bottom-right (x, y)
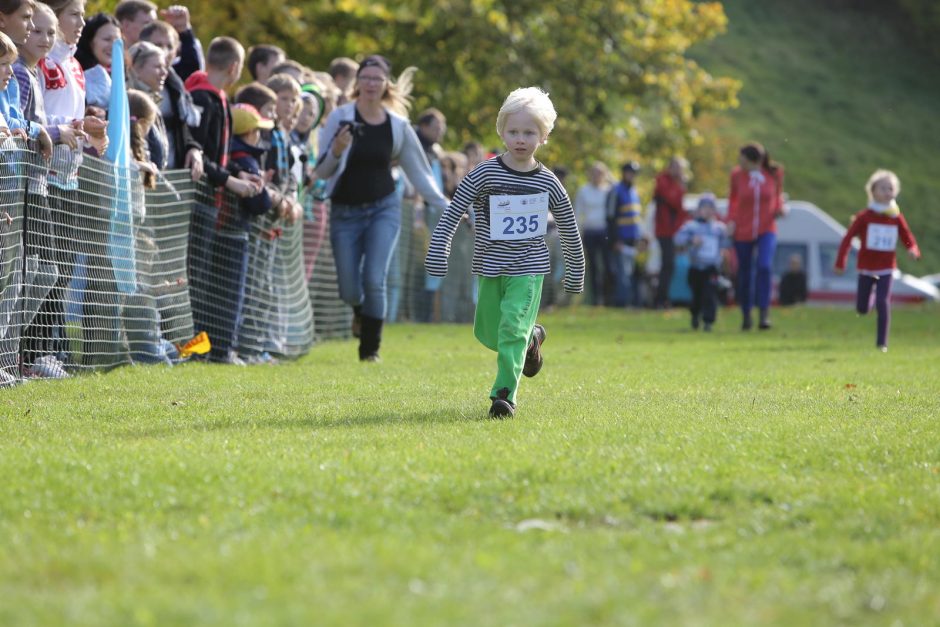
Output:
top-left (726, 142), bottom-right (785, 330)
top-left (835, 169), bottom-right (920, 351)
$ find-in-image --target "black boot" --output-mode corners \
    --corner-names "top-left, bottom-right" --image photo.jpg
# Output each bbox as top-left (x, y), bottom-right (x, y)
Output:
top-left (358, 315), bottom-right (383, 362)
top-left (741, 311), bottom-right (753, 331)
top-left (351, 306), bottom-right (362, 338)
top-left (758, 308), bottom-right (772, 330)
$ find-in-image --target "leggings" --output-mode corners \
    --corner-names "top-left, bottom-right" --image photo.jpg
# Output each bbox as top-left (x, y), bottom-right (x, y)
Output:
top-left (857, 273), bottom-right (893, 347)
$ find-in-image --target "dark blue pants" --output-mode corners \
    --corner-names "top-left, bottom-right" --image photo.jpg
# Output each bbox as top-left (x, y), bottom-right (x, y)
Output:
top-left (204, 230), bottom-right (249, 358)
top-left (735, 232), bottom-right (776, 315)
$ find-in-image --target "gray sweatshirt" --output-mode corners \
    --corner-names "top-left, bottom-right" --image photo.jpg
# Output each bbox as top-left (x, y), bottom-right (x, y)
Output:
top-left (315, 102), bottom-right (447, 214)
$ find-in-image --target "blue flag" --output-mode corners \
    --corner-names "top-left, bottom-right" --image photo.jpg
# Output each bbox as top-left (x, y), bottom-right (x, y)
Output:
top-left (105, 38), bottom-right (137, 293)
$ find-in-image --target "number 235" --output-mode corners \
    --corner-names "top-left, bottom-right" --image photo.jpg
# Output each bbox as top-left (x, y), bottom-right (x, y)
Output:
top-left (502, 215), bottom-right (539, 235)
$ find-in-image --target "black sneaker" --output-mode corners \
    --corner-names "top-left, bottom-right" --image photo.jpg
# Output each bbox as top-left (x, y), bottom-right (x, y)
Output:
top-left (691, 315), bottom-right (700, 330)
top-left (522, 324), bottom-right (546, 378)
top-left (742, 313), bottom-right (753, 331)
top-left (489, 387), bottom-right (515, 418)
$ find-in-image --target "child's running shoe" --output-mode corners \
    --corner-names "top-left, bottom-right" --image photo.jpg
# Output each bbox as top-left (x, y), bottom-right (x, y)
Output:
top-left (489, 388), bottom-right (515, 418)
top-left (522, 324), bottom-right (546, 378)
top-left (25, 355), bottom-right (70, 379)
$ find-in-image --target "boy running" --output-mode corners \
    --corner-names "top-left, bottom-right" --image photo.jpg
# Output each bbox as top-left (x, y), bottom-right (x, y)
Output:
top-left (425, 87), bottom-right (584, 418)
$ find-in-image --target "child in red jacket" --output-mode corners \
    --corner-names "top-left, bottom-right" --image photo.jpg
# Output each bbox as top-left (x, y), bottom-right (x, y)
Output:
top-left (835, 169), bottom-right (920, 351)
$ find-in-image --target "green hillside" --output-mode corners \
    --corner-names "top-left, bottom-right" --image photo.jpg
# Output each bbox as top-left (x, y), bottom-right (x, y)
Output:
top-left (689, 0), bottom-right (940, 273)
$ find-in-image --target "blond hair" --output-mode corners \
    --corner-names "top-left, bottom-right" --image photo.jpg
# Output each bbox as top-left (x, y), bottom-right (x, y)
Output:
top-left (0, 31), bottom-right (16, 61)
top-left (866, 169), bottom-right (900, 203)
top-left (496, 87), bottom-right (557, 139)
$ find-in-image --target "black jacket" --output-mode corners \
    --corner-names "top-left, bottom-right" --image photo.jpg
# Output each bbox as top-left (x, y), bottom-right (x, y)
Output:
top-left (185, 71), bottom-right (230, 187)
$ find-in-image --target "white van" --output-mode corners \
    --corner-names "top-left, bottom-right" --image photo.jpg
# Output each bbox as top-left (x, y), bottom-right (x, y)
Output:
top-left (645, 196), bottom-right (939, 305)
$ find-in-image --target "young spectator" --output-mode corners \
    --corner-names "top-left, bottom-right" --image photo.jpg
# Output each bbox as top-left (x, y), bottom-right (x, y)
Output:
top-left (293, 85), bottom-right (328, 281)
top-left (156, 4), bottom-right (203, 81)
top-left (308, 70), bottom-right (338, 120)
top-left (74, 12), bottom-right (120, 110)
top-left (778, 253), bottom-right (808, 306)
top-left (268, 58), bottom-right (304, 84)
top-left (327, 56), bottom-right (357, 105)
top-left (606, 160), bottom-right (642, 307)
top-left (674, 193), bottom-right (728, 331)
top-left (132, 28), bottom-right (203, 178)
top-left (574, 161), bottom-right (611, 305)
top-left (835, 169), bottom-right (920, 351)
top-left (40, 0), bottom-right (107, 159)
top-left (127, 41), bottom-right (168, 168)
top-left (36, 0), bottom-right (108, 369)
top-left (14, 3), bottom-right (82, 377)
top-left (120, 88), bottom-right (181, 366)
top-left (462, 140), bottom-right (484, 170)
top-left (653, 156), bottom-right (688, 309)
top-left (184, 37), bottom-right (258, 197)
top-left (184, 36), bottom-right (262, 340)
top-left (441, 150), bottom-right (467, 197)
top-left (1, 0), bottom-right (51, 151)
top-left (264, 72), bottom-right (302, 220)
top-left (425, 86), bottom-right (585, 418)
top-left (1, 22), bottom-right (56, 378)
top-left (414, 106), bottom-right (447, 322)
top-left (726, 142), bottom-right (785, 330)
top-left (233, 72), bottom-right (301, 364)
top-left (113, 0), bottom-right (153, 47)
top-left (245, 43), bottom-right (283, 82)
top-left (202, 103), bottom-right (275, 364)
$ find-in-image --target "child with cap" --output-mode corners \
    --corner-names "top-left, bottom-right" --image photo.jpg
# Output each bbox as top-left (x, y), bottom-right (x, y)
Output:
top-left (201, 102), bottom-right (275, 364)
top-left (834, 169), bottom-right (920, 351)
top-left (674, 193), bottom-right (728, 331)
top-left (425, 86), bottom-right (585, 418)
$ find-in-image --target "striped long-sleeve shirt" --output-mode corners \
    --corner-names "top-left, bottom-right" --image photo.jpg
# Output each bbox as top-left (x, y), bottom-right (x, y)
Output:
top-left (426, 156), bottom-right (585, 293)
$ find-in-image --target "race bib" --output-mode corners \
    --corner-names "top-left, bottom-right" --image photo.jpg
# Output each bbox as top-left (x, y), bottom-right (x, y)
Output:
top-left (866, 224), bottom-right (898, 252)
top-left (489, 193), bottom-right (549, 241)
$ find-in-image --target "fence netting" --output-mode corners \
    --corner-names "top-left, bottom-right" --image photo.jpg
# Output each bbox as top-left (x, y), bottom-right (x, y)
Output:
top-left (3, 140), bottom-right (560, 387)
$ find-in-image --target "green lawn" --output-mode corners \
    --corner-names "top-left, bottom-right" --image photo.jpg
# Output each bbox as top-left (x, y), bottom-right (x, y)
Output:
top-left (689, 0), bottom-right (940, 273)
top-left (2, 306), bottom-right (939, 626)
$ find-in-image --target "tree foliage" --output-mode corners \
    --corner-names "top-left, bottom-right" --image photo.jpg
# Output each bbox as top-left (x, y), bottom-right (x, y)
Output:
top-left (90, 0), bottom-right (739, 175)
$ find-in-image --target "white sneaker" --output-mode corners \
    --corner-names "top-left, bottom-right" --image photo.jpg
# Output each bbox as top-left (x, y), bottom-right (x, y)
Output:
top-left (26, 355), bottom-right (70, 379)
top-left (0, 368), bottom-right (17, 387)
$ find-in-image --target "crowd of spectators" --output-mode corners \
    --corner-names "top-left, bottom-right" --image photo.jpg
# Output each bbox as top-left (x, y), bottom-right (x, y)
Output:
top-left (0, 0), bottom-right (504, 380)
top-left (0, 0), bottom-right (814, 384)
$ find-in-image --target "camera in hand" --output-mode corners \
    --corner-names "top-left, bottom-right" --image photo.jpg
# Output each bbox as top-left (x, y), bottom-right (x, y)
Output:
top-left (338, 120), bottom-right (366, 138)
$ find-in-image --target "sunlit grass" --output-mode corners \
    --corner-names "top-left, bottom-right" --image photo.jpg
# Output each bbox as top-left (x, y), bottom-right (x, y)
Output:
top-left (1, 305), bottom-right (939, 626)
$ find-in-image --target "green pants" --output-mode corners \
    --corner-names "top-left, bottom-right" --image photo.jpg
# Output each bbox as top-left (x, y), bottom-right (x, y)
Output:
top-left (474, 275), bottom-right (544, 404)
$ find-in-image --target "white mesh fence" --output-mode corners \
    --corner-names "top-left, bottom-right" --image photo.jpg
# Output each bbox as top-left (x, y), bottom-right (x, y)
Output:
top-left (1, 139), bottom-right (571, 387)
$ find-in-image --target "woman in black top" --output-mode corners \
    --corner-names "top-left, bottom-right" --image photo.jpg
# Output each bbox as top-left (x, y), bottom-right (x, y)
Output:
top-left (316, 55), bottom-right (448, 361)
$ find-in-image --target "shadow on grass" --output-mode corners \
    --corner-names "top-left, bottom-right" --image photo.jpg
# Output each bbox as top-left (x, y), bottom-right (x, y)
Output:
top-left (116, 409), bottom-right (474, 440)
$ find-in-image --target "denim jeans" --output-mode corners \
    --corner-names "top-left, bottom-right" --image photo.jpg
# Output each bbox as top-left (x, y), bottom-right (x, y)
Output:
top-left (330, 191), bottom-right (401, 320)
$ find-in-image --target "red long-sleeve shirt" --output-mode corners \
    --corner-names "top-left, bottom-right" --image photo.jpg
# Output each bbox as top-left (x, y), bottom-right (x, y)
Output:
top-left (835, 208), bottom-right (920, 273)
top-left (653, 171), bottom-right (685, 238)
top-left (727, 165), bottom-right (784, 241)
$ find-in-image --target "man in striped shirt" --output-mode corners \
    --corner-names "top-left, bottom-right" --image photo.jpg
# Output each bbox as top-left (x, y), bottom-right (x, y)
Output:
top-left (426, 87), bottom-right (584, 418)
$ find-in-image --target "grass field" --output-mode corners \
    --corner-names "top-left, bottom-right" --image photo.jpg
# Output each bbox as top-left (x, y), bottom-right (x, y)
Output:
top-left (2, 306), bottom-right (939, 626)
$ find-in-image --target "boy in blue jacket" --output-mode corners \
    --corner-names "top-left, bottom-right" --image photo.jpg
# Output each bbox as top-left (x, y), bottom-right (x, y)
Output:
top-left (203, 103), bottom-right (275, 363)
top-left (673, 193), bottom-right (728, 331)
